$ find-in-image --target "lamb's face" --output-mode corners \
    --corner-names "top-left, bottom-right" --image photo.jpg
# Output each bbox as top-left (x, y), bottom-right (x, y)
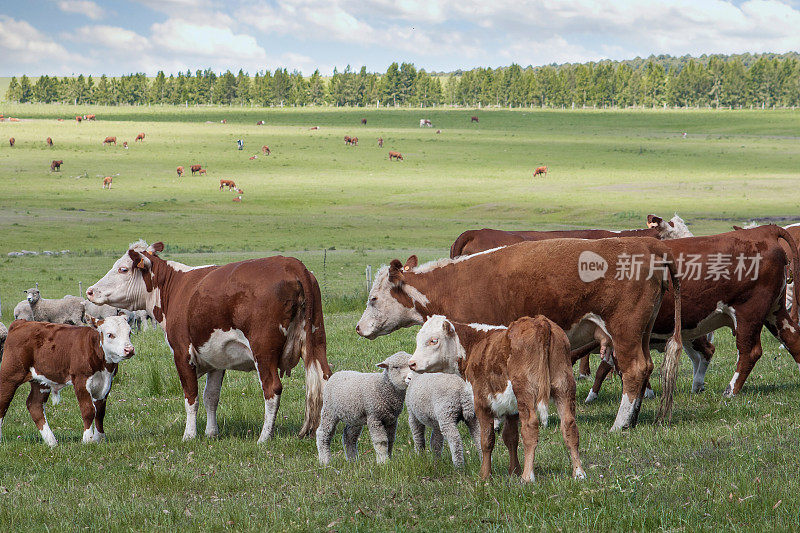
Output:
top-left (94, 315), bottom-right (135, 364)
top-left (25, 288), bottom-right (40, 304)
top-left (409, 315), bottom-right (462, 375)
top-left (377, 351), bottom-right (412, 391)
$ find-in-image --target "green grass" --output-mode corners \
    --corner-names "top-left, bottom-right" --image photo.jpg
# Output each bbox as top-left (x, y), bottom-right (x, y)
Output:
top-left (1, 104), bottom-right (799, 531)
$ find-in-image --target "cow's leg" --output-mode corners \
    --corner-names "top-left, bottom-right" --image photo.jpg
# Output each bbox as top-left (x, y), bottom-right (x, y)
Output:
top-left (610, 340), bottom-right (652, 431)
top-left (578, 355), bottom-right (591, 379)
top-left (430, 425), bottom-right (444, 457)
top-left (342, 424), bottom-right (362, 461)
top-left (93, 398), bottom-right (107, 441)
top-left (408, 413), bottom-right (426, 453)
top-left (724, 322), bottom-right (764, 397)
top-left (255, 362), bottom-right (282, 443)
top-left (26, 385), bottom-right (56, 447)
top-left (586, 360), bottom-right (613, 403)
top-left (476, 406), bottom-right (496, 480)
top-left (766, 306), bottom-right (800, 373)
top-left (72, 377), bottom-right (98, 443)
top-left (685, 340), bottom-right (710, 393)
top-left (366, 416), bottom-right (390, 463)
top-left (502, 413), bottom-right (522, 476)
top-left (440, 420), bottom-right (465, 467)
top-left (173, 347), bottom-right (200, 441)
top-left (0, 377), bottom-right (23, 443)
top-left (203, 369), bottom-right (225, 437)
top-left (553, 377), bottom-right (585, 479)
top-left (315, 407), bottom-right (337, 465)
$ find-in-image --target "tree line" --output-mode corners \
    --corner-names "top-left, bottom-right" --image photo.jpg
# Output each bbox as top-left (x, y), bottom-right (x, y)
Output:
top-left (5, 53), bottom-right (800, 108)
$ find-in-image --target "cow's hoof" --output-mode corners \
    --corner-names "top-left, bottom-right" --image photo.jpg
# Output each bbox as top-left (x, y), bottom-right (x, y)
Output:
top-left (585, 390), bottom-right (599, 404)
top-left (722, 386), bottom-right (735, 398)
top-left (691, 383), bottom-right (706, 393)
top-left (644, 388), bottom-right (655, 399)
top-left (574, 468), bottom-right (586, 480)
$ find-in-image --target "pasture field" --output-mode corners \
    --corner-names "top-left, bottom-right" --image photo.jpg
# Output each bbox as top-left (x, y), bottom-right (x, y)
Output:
top-left (0, 104), bottom-right (799, 531)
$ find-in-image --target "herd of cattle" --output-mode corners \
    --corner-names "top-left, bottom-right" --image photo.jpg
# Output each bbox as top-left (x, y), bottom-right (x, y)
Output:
top-left (1, 212), bottom-right (799, 482)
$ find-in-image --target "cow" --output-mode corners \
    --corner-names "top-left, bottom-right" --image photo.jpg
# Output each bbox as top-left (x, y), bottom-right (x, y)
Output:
top-left (388, 151), bottom-right (403, 161)
top-left (262, 145), bottom-right (270, 155)
top-left (351, 136), bottom-right (358, 146)
top-left (587, 225), bottom-right (800, 401)
top-left (232, 195), bottom-right (242, 202)
top-left (419, 119), bottom-right (432, 127)
top-left (177, 166), bottom-right (185, 177)
top-left (102, 176), bottom-right (113, 189)
top-left (220, 179), bottom-right (236, 190)
top-left (361, 118), bottom-right (367, 125)
top-left (257, 121), bottom-right (265, 125)
top-left (356, 238), bottom-right (683, 430)
top-left (471, 116), bottom-right (479, 123)
top-left (409, 315), bottom-right (585, 481)
top-left (533, 166), bottom-right (548, 178)
top-left (249, 156), bottom-right (257, 160)
top-left (46, 137), bottom-right (53, 147)
top-left (190, 165), bottom-right (202, 175)
top-left (198, 169), bottom-right (207, 176)
top-left (86, 241), bottom-right (332, 441)
top-left (0, 316), bottom-right (134, 447)
top-left (378, 137), bottom-right (384, 148)
top-left (103, 136), bottom-right (116, 146)
top-left (50, 160), bottom-right (63, 172)
top-left (84, 114), bottom-right (96, 121)
top-left (123, 141), bottom-right (128, 149)
top-left (75, 116), bottom-right (82, 122)
top-left (8, 138), bottom-right (14, 147)
top-left (309, 126), bottom-right (319, 130)
top-left (135, 133), bottom-right (145, 142)
top-left (436, 130), bottom-right (441, 134)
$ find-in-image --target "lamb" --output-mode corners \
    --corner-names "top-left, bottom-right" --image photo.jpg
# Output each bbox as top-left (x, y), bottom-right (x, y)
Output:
top-left (317, 351), bottom-right (411, 465)
top-left (13, 300), bottom-right (33, 321)
top-left (84, 301), bottom-right (121, 320)
top-left (405, 371), bottom-right (480, 467)
top-left (0, 321), bottom-right (7, 359)
top-left (21, 288), bottom-right (85, 325)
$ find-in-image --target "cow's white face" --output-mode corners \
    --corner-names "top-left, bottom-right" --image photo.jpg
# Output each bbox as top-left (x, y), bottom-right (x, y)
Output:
top-left (93, 315), bottom-right (135, 363)
top-left (356, 262), bottom-right (425, 340)
top-left (86, 241), bottom-right (162, 310)
top-left (409, 315), bottom-right (463, 375)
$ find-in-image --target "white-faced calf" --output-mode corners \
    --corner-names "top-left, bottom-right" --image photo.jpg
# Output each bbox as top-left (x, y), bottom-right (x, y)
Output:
top-left (409, 315), bottom-right (585, 482)
top-left (0, 316), bottom-right (134, 447)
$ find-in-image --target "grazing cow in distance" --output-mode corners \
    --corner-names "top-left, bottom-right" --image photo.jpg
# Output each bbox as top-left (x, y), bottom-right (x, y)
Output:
top-left (533, 166), bottom-right (548, 178)
top-left (436, 129), bottom-right (441, 134)
top-left (388, 151), bottom-right (403, 161)
top-left (249, 155), bottom-right (257, 160)
top-left (103, 136), bottom-right (116, 146)
top-left (256, 120), bottom-right (265, 125)
top-left (232, 195), bottom-right (242, 202)
top-left (0, 317), bottom-right (134, 447)
top-left (8, 137), bottom-right (14, 147)
top-left (471, 116), bottom-right (479, 123)
top-left (177, 166), bottom-right (184, 177)
top-left (46, 137), bottom-right (53, 147)
top-left (190, 164), bottom-right (202, 175)
top-left (220, 179), bottom-right (236, 190)
top-left (351, 136), bottom-right (358, 146)
top-left (344, 135), bottom-right (352, 145)
top-left (86, 241), bottom-right (332, 440)
top-left (419, 119), bottom-right (432, 127)
top-left (262, 145), bottom-right (270, 155)
top-left (361, 118), bottom-right (367, 125)
top-left (75, 116), bottom-right (82, 122)
top-left (409, 315), bottom-right (586, 481)
top-left (135, 133), bottom-right (145, 142)
top-left (198, 168), bottom-right (207, 175)
top-left (84, 114), bottom-right (96, 121)
top-left (50, 160), bottom-right (63, 172)
top-left (123, 141), bottom-right (128, 149)
top-left (378, 137), bottom-right (384, 148)
top-left (103, 176), bottom-right (113, 189)
top-left (309, 126), bottom-right (319, 130)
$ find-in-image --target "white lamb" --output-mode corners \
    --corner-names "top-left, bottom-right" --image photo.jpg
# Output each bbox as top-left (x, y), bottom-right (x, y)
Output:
top-left (405, 371), bottom-right (480, 467)
top-left (316, 351), bottom-right (411, 465)
top-left (20, 288), bottom-right (85, 325)
top-left (0, 321), bottom-right (7, 358)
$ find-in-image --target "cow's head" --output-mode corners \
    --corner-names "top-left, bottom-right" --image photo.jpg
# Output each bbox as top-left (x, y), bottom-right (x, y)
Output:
top-left (24, 288), bottom-right (41, 305)
top-left (646, 214), bottom-right (694, 239)
top-left (408, 315), bottom-right (464, 375)
top-left (86, 240), bottom-right (164, 310)
top-left (89, 315), bottom-right (135, 363)
top-left (377, 351), bottom-right (412, 391)
top-left (356, 256), bottom-right (426, 339)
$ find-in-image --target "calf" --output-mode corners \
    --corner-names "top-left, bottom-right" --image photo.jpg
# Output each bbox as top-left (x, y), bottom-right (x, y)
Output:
top-left (46, 137), bottom-right (53, 147)
top-left (103, 176), bottom-right (112, 189)
top-left (361, 118), bottom-right (367, 125)
top-left (135, 133), bottom-right (145, 142)
top-left (256, 121), bottom-right (265, 125)
top-left (75, 116), bottom-right (82, 122)
top-left (344, 135), bottom-right (352, 145)
top-left (220, 179), bottom-right (236, 190)
top-left (262, 145), bottom-right (270, 155)
top-left (0, 317), bottom-right (134, 447)
top-left (8, 137), bottom-right (14, 147)
top-left (84, 114), bottom-right (96, 121)
top-left (176, 166), bottom-right (184, 177)
top-left (378, 137), bottom-right (384, 148)
top-left (123, 141), bottom-right (128, 149)
top-left (103, 136), bottom-right (116, 146)
top-left (50, 160), bottom-right (63, 172)
top-left (419, 119), bottom-right (432, 127)
top-left (471, 116), bottom-right (479, 123)
top-left (388, 151), bottom-right (403, 161)
top-left (198, 168), bottom-right (207, 175)
top-left (533, 166), bottom-right (548, 178)
top-left (190, 164), bottom-right (202, 175)
top-left (409, 315), bottom-right (585, 481)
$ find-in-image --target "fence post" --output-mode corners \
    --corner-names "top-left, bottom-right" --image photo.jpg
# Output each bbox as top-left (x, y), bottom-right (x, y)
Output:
top-left (365, 265), bottom-right (373, 294)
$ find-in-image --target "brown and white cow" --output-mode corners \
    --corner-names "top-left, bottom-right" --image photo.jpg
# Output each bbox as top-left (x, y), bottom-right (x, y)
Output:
top-left (135, 133), bottom-right (145, 142)
top-left (388, 151), bottom-right (403, 161)
top-left (588, 225), bottom-right (800, 400)
top-left (8, 137), bottom-right (14, 147)
top-left (533, 166), bottom-right (548, 178)
top-left (378, 137), bottom-right (384, 148)
top-left (46, 137), bottom-right (53, 147)
top-left (75, 116), bottom-right (82, 123)
top-left (176, 166), bottom-right (184, 177)
top-left (86, 241), bottom-right (331, 441)
top-left (102, 176), bottom-right (113, 189)
top-left (471, 116), bottom-right (479, 123)
top-left (419, 119), bottom-right (432, 127)
top-left (103, 136), bottom-right (116, 145)
top-left (361, 118), bottom-right (367, 125)
top-left (219, 179), bottom-right (236, 190)
top-left (190, 164), bottom-right (202, 175)
top-left (356, 238), bottom-right (683, 429)
top-left (262, 145), bottom-right (270, 155)
top-left (0, 316), bottom-right (134, 447)
top-left (50, 160), bottom-right (63, 172)
top-left (84, 114), bottom-right (96, 121)
top-left (409, 315), bottom-right (585, 482)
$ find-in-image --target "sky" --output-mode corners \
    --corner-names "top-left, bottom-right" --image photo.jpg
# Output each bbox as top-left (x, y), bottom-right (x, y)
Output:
top-left (1, 0), bottom-right (799, 76)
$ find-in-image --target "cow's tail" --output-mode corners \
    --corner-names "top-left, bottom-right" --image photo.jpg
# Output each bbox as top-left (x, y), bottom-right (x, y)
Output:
top-left (509, 317), bottom-right (552, 427)
top-left (657, 251), bottom-right (682, 424)
top-left (297, 266), bottom-right (332, 438)
top-left (450, 230), bottom-right (475, 258)
top-left (775, 226), bottom-right (800, 324)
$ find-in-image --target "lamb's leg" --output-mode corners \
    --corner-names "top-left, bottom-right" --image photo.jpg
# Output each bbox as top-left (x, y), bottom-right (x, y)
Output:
top-left (315, 408), bottom-right (337, 465)
top-left (502, 414), bottom-right (522, 476)
top-left (430, 426), bottom-right (444, 457)
top-left (466, 415), bottom-right (481, 450)
top-left (440, 420), bottom-right (465, 468)
top-left (366, 417), bottom-right (390, 464)
top-left (408, 413), bottom-right (426, 453)
top-left (385, 419), bottom-right (398, 458)
top-left (342, 424), bottom-right (362, 461)
top-left (203, 369), bottom-right (225, 437)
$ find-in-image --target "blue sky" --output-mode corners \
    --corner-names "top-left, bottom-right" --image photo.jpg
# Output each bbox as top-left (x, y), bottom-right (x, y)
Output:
top-left (1, 0), bottom-right (799, 76)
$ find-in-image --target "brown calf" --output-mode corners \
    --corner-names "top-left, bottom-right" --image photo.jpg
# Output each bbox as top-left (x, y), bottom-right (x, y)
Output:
top-left (198, 169), bottom-right (207, 175)
top-left (361, 118), bottom-right (367, 125)
top-left (84, 114), bottom-right (96, 121)
top-left (533, 165), bottom-right (548, 178)
top-left (388, 151), bottom-right (403, 161)
top-left (176, 166), bottom-right (184, 177)
top-left (309, 126), bottom-right (319, 130)
top-left (103, 176), bottom-right (113, 189)
top-left (123, 141), bottom-right (128, 149)
top-left (135, 133), bottom-right (145, 142)
top-left (471, 116), bottom-right (479, 123)
top-left (190, 164), bottom-right (202, 175)
top-left (8, 137), bottom-right (14, 147)
top-left (75, 116), bottom-right (82, 122)
top-left (262, 145), bottom-right (270, 155)
top-left (410, 315), bottom-right (585, 481)
top-left (46, 137), bottom-right (53, 147)
top-left (103, 136), bottom-right (116, 145)
top-left (344, 135), bottom-right (352, 145)
top-left (0, 317), bottom-right (134, 447)
top-left (220, 179), bottom-right (236, 190)
top-left (50, 160), bottom-right (63, 172)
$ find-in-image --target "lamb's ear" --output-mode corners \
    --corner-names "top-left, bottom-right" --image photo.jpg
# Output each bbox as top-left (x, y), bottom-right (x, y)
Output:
top-left (403, 255), bottom-right (418, 271)
top-left (442, 319), bottom-right (456, 337)
top-left (376, 362), bottom-right (388, 369)
top-left (147, 242), bottom-right (164, 254)
top-left (388, 259), bottom-right (405, 286)
top-left (128, 249), bottom-right (151, 270)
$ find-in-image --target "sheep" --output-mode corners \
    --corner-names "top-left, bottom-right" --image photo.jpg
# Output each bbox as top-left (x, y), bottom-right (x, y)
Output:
top-left (21, 288), bottom-right (85, 325)
top-left (13, 299), bottom-right (33, 321)
top-left (117, 309), bottom-right (152, 332)
top-left (317, 351), bottom-right (411, 465)
top-left (0, 321), bottom-right (7, 359)
top-left (83, 301), bottom-right (121, 320)
top-left (405, 372), bottom-right (481, 467)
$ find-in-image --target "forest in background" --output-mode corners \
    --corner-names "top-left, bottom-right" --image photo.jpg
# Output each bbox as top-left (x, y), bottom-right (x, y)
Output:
top-left (4, 52), bottom-right (800, 109)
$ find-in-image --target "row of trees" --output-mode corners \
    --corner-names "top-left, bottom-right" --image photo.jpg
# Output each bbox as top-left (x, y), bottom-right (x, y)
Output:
top-left (6, 53), bottom-right (800, 108)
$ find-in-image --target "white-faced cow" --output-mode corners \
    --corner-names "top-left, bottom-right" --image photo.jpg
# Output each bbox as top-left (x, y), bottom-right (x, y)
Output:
top-left (357, 238), bottom-right (683, 429)
top-left (86, 241), bottom-right (331, 442)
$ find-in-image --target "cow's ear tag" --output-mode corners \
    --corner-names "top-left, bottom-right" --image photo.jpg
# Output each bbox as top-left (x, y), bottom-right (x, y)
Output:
top-left (137, 258), bottom-right (146, 269)
top-left (403, 266), bottom-right (411, 272)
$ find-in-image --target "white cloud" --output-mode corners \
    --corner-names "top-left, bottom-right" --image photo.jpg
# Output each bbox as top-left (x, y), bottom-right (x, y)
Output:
top-left (72, 25), bottom-right (150, 51)
top-left (150, 19), bottom-right (267, 60)
top-left (0, 15), bottom-right (77, 66)
top-left (56, 0), bottom-right (106, 20)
